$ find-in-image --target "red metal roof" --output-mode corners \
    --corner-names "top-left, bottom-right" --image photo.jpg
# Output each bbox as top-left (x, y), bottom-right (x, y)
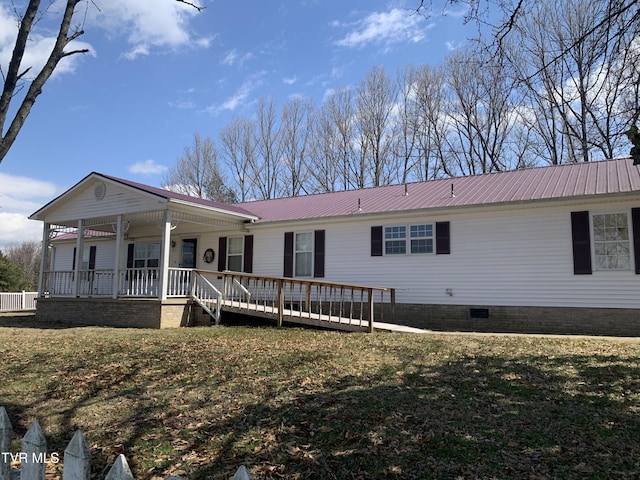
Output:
top-left (99, 173), bottom-right (258, 218)
top-left (234, 158), bottom-right (640, 223)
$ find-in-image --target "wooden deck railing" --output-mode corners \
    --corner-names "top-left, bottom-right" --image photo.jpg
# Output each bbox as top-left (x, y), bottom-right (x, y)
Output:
top-left (40, 269), bottom-right (395, 332)
top-left (210, 271), bottom-right (395, 332)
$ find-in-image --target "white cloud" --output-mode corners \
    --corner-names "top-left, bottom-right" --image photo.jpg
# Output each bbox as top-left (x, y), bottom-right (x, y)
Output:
top-left (283, 75), bottom-right (299, 85)
top-left (221, 49), bottom-right (254, 67)
top-left (169, 100), bottom-right (196, 110)
top-left (85, 0), bottom-right (210, 60)
top-left (0, 1), bottom-right (207, 82)
top-left (0, 174), bottom-right (61, 250)
top-left (205, 72), bottom-right (266, 115)
top-left (128, 159), bottom-right (168, 175)
top-left (445, 40), bottom-right (464, 51)
top-left (334, 8), bottom-right (432, 51)
top-left (0, 174), bottom-right (58, 200)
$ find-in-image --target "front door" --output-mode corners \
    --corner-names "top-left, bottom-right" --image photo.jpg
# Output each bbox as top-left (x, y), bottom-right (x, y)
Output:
top-left (181, 239), bottom-right (198, 268)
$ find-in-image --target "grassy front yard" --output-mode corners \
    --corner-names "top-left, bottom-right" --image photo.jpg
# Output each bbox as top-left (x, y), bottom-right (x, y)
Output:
top-left (0, 315), bottom-right (639, 479)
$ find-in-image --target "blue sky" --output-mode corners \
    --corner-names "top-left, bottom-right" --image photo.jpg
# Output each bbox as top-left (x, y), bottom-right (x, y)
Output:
top-left (0, 0), bottom-right (478, 248)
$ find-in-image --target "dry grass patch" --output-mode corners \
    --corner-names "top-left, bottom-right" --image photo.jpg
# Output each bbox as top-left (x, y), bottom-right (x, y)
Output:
top-left (0, 317), bottom-right (639, 479)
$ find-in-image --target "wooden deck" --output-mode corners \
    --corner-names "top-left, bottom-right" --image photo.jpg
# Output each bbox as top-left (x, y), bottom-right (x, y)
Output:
top-left (198, 271), bottom-right (403, 333)
top-left (221, 300), bottom-right (428, 332)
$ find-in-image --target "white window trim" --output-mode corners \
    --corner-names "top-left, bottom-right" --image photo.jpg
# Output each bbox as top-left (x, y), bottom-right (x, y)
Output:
top-left (384, 223), bottom-right (434, 256)
top-left (590, 211), bottom-right (634, 272)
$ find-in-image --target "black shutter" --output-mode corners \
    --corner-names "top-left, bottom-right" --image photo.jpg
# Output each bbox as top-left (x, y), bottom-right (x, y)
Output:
top-left (571, 211), bottom-right (592, 275)
top-left (88, 246), bottom-right (96, 270)
top-left (632, 208), bottom-right (640, 274)
top-left (284, 232), bottom-right (294, 277)
top-left (218, 237), bottom-right (227, 271)
top-left (371, 226), bottom-right (383, 256)
top-left (244, 235), bottom-right (254, 273)
top-left (436, 222), bottom-right (450, 255)
top-left (72, 247), bottom-right (77, 270)
top-left (314, 230), bottom-right (325, 278)
top-left (126, 244), bottom-right (135, 268)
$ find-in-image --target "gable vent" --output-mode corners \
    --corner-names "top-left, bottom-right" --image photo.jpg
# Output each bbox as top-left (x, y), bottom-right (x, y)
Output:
top-left (94, 182), bottom-right (106, 200)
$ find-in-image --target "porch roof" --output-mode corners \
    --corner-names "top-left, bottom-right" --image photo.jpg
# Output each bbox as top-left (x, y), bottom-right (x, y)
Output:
top-left (29, 172), bottom-right (259, 230)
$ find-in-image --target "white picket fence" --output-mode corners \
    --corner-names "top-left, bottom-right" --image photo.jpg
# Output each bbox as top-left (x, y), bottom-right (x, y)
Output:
top-left (0, 292), bottom-right (37, 312)
top-left (0, 408), bottom-right (251, 480)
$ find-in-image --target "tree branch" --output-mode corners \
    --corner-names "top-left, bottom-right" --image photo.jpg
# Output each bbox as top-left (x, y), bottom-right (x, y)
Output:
top-left (0, 0), bottom-right (84, 162)
top-left (175, 0), bottom-right (205, 12)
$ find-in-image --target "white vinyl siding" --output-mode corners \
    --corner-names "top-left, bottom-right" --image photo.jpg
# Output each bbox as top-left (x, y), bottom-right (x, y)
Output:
top-left (45, 180), bottom-right (164, 223)
top-left (249, 200), bottom-right (640, 310)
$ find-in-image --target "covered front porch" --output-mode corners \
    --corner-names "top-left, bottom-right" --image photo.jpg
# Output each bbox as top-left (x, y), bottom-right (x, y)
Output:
top-left (30, 173), bottom-right (401, 332)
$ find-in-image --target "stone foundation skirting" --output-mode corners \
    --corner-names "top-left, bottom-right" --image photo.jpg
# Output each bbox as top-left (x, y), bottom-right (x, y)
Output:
top-left (385, 303), bottom-right (640, 337)
top-left (35, 298), bottom-right (212, 329)
top-left (35, 298), bottom-right (640, 336)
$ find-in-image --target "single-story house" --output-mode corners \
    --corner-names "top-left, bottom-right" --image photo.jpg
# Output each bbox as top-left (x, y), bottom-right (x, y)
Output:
top-left (30, 157), bottom-right (640, 335)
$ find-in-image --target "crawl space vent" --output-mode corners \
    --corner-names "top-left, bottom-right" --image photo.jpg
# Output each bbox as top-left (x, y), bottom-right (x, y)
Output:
top-left (470, 308), bottom-right (490, 319)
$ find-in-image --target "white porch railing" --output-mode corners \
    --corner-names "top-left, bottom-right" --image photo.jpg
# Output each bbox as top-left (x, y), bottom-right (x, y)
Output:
top-left (0, 291), bottom-right (38, 311)
top-left (190, 271), bottom-right (223, 323)
top-left (42, 268), bottom-right (193, 298)
top-left (118, 268), bottom-right (160, 297)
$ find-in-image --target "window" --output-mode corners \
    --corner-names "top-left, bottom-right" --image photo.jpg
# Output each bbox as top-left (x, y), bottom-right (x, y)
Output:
top-left (284, 231), bottom-right (324, 278)
top-left (593, 213), bottom-right (631, 270)
top-left (384, 224), bottom-right (434, 255)
top-left (227, 236), bottom-right (244, 272)
top-left (81, 246), bottom-right (92, 270)
top-left (410, 224), bottom-right (434, 254)
top-left (385, 226), bottom-right (406, 254)
top-left (133, 243), bottom-right (160, 269)
top-left (295, 232), bottom-right (313, 276)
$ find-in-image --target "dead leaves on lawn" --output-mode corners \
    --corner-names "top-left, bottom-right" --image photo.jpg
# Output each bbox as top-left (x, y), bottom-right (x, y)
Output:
top-left (1, 326), bottom-right (640, 479)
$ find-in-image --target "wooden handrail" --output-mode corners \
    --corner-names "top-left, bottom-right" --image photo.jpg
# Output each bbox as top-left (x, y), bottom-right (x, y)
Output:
top-left (194, 269), bottom-right (393, 294)
top-left (193, 269), bottom-right (396, 331)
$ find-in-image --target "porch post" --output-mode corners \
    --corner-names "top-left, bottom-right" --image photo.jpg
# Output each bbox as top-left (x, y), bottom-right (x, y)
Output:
top-left (73, 220), bottom-right (84, 297)
top-left (112, 215), bottom-right (123, 299)
top-left (158, 211), bottom-right (172, 300)
top-left (37, 223), bottom-right (50, 297)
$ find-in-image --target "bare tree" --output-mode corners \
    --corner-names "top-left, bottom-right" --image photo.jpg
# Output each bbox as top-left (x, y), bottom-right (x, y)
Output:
top-left (4, 240), bottom-right (41, 291)
top-left (410, 64), bottom-right (451, 180)
top-left (444, 47), bottom-right (516, 174)
top-left (0, 0), bottom-right (203, 164)
top-left (416, 0), bottom-right (640, 162)
top-left (219, 116), bottom-right (257, 202)
top-left (355, 66), bottom-right (398, 187)
top-left (253, 96), bottom-right (282, 200)
top-left (507, 0), bottom-right (639, 163)
top-left (279, 97), bottom-right (314, 196)
top-left (308, 87), bottom-right (358, 192)
top-left (163, 133), bottom-right (236, 202)
top-left (393, 66), bottom-right (421, 183)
